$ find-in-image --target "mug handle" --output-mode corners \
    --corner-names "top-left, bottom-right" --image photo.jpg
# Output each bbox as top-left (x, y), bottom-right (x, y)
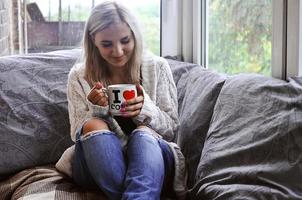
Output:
top-left (101, 88), bottom-right (108, 97)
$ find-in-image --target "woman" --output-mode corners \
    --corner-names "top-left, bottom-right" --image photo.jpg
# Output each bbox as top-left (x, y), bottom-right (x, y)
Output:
top-left (56, 1), bottom-right (187, 199)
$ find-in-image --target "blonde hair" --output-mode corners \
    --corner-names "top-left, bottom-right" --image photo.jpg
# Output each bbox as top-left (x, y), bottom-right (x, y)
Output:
top-left (83, 1), bottom-right (143, 87)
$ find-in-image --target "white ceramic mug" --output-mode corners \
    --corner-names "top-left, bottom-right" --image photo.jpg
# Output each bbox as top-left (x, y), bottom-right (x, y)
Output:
top-left (107, 84), bottom-right (137, 116)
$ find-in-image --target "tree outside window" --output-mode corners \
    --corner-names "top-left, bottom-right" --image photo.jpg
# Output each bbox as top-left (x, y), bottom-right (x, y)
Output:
top-left (208, 0), bottom-right (272, 76)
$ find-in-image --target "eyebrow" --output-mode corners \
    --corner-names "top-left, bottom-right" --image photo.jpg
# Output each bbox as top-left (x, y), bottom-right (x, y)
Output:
top-left (120, 36), bottom-right (129, 40)
top-left (100, 35), bottom-right (130, 43)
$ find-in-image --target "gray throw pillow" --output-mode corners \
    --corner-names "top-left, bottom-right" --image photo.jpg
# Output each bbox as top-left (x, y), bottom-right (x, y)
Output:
top-left (0, 50), bottom-right (80, 176)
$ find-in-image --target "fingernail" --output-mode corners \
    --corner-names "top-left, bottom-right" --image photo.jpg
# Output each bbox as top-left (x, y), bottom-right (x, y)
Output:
top-left (121, 102), bottom-right (126, 108)
top-left (96, 84), bottom-right (103, 90)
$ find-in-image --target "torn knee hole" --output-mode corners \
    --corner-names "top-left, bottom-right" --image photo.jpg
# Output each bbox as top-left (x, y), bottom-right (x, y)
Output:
top-left (81, 129), bottom-right (110, 139)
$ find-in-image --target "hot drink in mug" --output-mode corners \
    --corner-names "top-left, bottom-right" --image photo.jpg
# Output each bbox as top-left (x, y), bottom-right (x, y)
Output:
top-left (107, 84), bottom-right (137, 116)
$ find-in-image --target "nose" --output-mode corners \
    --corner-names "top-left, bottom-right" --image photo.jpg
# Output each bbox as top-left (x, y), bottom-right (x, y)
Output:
top-left (112, 43), bottom-right (124, 57)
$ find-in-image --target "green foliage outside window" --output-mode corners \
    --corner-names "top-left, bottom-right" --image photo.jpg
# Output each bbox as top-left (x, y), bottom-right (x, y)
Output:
top-left (132, 3), bottom-right (160, 55)
top-left (208, 0), bottom-right (272, 75)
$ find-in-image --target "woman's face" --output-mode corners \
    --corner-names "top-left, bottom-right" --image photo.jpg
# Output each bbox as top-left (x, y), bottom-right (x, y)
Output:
top-left (93, 22), bottom-right (135, 69)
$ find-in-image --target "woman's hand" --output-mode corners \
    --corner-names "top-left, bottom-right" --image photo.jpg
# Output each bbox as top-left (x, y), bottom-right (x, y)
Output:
top-left (121, 84), bottom-right (144, 118)
top-left (87, 82), bottom-right (108, 107)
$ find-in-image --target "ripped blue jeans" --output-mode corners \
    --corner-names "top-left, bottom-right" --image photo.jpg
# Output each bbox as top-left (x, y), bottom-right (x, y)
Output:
top-left (72, 127), bottom-right (175, 200)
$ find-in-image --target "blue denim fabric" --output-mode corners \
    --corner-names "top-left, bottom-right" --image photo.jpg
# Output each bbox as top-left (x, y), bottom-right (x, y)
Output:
top-left (72, 128), bottom-right (175, 200)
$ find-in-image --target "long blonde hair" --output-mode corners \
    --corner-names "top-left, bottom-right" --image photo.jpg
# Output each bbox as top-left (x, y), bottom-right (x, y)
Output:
top-left (83, 1), bottom-right (143, 86)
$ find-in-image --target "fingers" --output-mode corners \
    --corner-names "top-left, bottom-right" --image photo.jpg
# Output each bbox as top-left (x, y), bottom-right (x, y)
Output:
top-left (123, 101), bottom-right (143, 112)
top-left (87, 82), bottom-right (108, 106)
top-left (136, 84), bottom-right (144, 96)
top-left (125, 95), bottom-right (144, 105)
top-left (122, 109), bottom-right (141, 118)
top-left (121, 95), bottom-right (144, 117)
top-left (88, 91), bottom-right (107, 105)
top-left (121, 85), bottom-right (144, 117)
top-left (94, 82), bottom-right (103, 89)
top-left (94, 95), bottom-right (108, 106)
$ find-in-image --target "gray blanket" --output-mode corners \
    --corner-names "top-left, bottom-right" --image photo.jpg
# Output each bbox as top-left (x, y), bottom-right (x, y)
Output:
top-left (170, 61), bottom-right (302, 200)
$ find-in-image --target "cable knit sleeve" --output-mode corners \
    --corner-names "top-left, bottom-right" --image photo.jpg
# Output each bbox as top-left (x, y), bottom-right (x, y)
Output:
top-left (133, 56), bottom-right (179, 141)
top-left (67, 64), bottom-right (109, 142)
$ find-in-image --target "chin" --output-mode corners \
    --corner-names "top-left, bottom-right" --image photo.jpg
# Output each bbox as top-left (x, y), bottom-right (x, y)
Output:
top-left (110, 60), bottom-right (128, 67)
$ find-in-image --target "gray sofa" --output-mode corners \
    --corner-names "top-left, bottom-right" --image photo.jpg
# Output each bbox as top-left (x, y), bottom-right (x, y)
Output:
top-left (0, 49), bottom-right (302, 200)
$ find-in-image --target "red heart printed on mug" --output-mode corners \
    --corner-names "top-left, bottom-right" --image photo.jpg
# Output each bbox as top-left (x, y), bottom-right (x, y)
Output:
top-left (123, 90), bottom-right (135, 100)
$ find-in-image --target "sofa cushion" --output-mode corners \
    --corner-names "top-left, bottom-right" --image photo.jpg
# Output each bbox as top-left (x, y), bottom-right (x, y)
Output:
top-left (168, 59), bottom-right (226, 187)
top-left (0, 49), bottom-right (81, 176)
top-left (191, 74), bottom-right (302, 199)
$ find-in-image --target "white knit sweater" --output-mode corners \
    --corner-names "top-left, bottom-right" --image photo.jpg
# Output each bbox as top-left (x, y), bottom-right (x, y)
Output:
top-left (56, 53), bottom-right (187, 198)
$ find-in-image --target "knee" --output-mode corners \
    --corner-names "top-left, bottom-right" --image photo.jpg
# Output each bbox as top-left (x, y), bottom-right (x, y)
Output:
top-left (134, 126), bottom-right (162, 139)
top-left (82, 118), bottom-right (109, 136)
top-left (129, 131), bottom-right (157, 147)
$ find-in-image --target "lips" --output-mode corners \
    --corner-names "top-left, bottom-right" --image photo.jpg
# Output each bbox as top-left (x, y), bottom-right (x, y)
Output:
top-left (114, 56), bottom-right (125, 62)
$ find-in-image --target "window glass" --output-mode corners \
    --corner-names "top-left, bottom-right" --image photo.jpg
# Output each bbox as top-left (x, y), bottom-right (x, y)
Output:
top-left (21, 0), bottom-right (160, 55)
top-left (207, 0), bottom-right (272, 76)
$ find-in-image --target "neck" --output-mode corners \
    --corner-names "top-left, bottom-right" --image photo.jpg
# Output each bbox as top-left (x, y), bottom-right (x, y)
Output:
top-left (108, 68), bottom-right (129, 85)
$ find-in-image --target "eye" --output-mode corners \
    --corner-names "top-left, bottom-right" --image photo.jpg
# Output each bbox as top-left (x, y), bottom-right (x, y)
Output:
top-left (121, 37), bottom-right (130, 44)
top-left (101, 41), bottom-right (112, 48)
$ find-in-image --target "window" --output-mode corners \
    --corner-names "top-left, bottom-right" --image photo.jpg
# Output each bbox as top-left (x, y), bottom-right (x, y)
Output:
top-left (11, 0), bottom-right (160, 55)
top-left (161, 0), bottom-right (302, 79)
top-left (207, 0), bottom-right (272, 76)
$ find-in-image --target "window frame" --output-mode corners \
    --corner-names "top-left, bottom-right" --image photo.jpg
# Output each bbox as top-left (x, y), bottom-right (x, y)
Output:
top-left (271, 0), bottom-right (302, 79)
top-left (285, 0), bottom-right (302, 78)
